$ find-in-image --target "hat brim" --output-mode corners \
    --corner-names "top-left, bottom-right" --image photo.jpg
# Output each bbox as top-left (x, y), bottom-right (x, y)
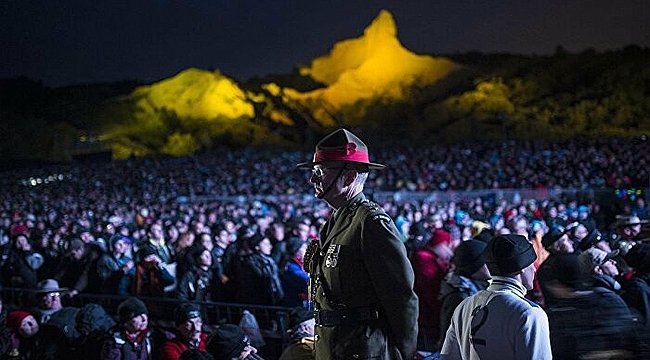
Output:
top-left (296, 160), bottom-right (385, 170)
top-left (37, 287), bottom-right (68, 294)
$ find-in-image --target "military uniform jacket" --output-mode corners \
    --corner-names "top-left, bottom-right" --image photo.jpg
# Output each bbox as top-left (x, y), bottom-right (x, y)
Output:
top-left (440, 276), bottom-right (552, 360)
top-left (311, 193), bottom-right (418, 360)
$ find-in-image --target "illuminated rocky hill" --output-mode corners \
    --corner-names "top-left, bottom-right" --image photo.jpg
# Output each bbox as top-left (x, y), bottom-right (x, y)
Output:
top-left (105, 9), bottom-right (462, 157)
top-left (278, 10), bottom-right (460, 125)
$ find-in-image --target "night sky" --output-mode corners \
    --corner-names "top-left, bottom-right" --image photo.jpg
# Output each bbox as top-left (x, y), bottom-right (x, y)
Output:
top-left (2, 0), bottom-right (649, 87)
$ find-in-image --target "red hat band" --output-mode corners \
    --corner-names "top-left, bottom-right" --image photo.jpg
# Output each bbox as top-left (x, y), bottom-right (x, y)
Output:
top-left (314, 143), bottom-right (370, 163)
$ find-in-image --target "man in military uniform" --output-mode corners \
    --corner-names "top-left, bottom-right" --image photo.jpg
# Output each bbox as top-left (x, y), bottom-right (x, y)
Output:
top-left (297, 128), bottom-right (418, 360)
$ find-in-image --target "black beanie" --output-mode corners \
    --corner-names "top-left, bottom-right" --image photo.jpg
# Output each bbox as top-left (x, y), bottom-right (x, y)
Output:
top-left (288, 306), bottom-right (314, 329)
top-left (286, 237), bottom-right (306, 257)
top-left (553, 253), bottom-right (589, 289)
top-left (206, 324), bottom-right (248, 359)
top-left (117, 297), bottom-right (148, 324)
top-left (453, 239), bottom-right (487, 277)
top-left (485, 234), bottom-right (537, 276)
top-left (174, 302), bottom-right (202, 326)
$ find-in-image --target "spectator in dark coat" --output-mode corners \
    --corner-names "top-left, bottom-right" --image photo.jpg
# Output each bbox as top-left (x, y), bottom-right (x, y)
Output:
top-left (437, 239), bottom-right (490, 349)
top-left (281, 238), bottom-right (309, 307)
top-left (536, 225), bottom-right (575, 307)
top-left (546, 253), bottom-right (638, 359)
top-left (176, 246), bottom-right (215, 302)
top-left (101, 297), bottom-right (156, 360)
top-left (578, 247), bottom-right (622, 293)
top-left (133, 245), bottom-right (175, 298)
top-left (620, 243), bottom-right (650, 326)
top-left (236, 233), bottom-right (284, 305)
top-left (96, 235), bottom-right (135, 296)
top-left (2, 234), bottom-right (43, 289)
top-left (205, 324), bottom-right (261, 360)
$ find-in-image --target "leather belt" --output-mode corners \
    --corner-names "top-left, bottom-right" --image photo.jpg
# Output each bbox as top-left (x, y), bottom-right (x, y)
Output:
top-left (315, 306), bottom-right (382, 326)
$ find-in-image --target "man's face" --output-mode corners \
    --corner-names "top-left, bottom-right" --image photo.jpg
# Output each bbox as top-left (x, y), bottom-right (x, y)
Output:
top-left (256, 238), bottom-right (273, 256)
top-left (150, 224), bottom-right (164, 240)
top-left (309, 165), bottom-right (347, 201)
top-left (125, 313), bottom-right (148, 333)
top-left (178, 317), bottom-right (202, 342)
top-left (553, 235), bottom-right (574, 254)
top-left (41, 292), bottom-right (62, 310)
top-left (113, 239), bottom-right (129, 255)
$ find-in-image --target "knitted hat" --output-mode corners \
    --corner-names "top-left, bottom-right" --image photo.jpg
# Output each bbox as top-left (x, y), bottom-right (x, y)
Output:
top-left (286, 237), bottom-right (306, 256)
top-left (117, 297), bottom-right (148, 324)
top-left (247, 232), bottom-right (266, 249)
top-left (296, 128), bottom-right (385, 170)
top-left (110, 234), bottom-right (132, 247)
top-left (485, 234), bottom-right (537, 276)
top-left (175, 303), bottom-right (202, 326)
top-left (137, 245), bottom-right (158, 260)
top-left (453, 239), bottom-right (487, 277)
top-left (7, 311), bottom-right (32, 333)
top-left (428, 229), bottom-right (451, 247)
top-left (206, 324), bottom-right (248, 359)
top-left (553, 253), bottom-right (589, 289)
top-left (625, 244), bottom-right (650, 274)
top-left (288, 307), bottom-right (314, 329)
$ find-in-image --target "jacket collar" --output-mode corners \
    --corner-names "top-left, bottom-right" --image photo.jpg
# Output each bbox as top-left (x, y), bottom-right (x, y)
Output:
top-left (487, 276), bottom-right (527, 298)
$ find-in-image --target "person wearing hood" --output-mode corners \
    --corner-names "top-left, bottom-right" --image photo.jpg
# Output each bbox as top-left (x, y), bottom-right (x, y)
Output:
top-left (2, 234), bottom-right (43, 289)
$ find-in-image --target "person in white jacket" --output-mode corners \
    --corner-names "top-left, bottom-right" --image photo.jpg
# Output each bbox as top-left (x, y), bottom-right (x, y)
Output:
top-left (440, 234), bottom-right (552, 360)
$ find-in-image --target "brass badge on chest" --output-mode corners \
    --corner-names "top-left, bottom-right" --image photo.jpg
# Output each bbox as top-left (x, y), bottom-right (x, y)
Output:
top-left (325, 244), bottom-right (341, 268)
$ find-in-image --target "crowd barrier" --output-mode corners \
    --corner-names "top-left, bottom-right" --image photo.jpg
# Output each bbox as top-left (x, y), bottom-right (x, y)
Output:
top-left (0, 287), bottom-right (291, 359)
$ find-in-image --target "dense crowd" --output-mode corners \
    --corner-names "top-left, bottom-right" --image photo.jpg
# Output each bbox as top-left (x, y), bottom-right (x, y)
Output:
top-left (1, 136), bottom-right (650, 359)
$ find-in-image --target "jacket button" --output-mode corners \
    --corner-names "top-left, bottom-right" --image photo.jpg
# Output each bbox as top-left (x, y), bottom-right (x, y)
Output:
top-left (314, 334), bottom-right (320, 341)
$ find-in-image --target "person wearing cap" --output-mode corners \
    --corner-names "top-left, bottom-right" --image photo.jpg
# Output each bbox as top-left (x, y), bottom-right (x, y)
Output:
top-left (536, 225), bottom-right (575, 307)
top-left (440, 234), bottom-right (552, 360)
top-left (437, 240), bottom-right (491, 350)
top-left (280, 238), bottom-right (309, 307)
top-left (578, 247), bottom-right (622, 293)
top-left (614, 215), bottom-right (649, 243)
top-left (205, 324), bottom-right (262, 360)
top-left (297, 128), bottom-right (418, 360)
top-left (278, 307), bottom-right (315, 360)
top-left (545, 253), bottom-right (637, 359)
top-left (160, 303), bottom-right (210, 360)
top-left (101, 297), bottom-right (156, 360)
top-left (32, 278), bottom-right (67, 324)
top-left (4, 310), bottom-right (40, 359)
top-left (96, 234), bottom-right (135, 296)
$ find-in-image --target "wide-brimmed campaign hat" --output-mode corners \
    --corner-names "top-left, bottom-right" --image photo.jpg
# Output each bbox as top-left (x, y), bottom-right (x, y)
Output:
top-left (614, 215), bottom-right (649, 228)
top-left (296, 128), bottom-right (385, 170)
top-left (36, 279), bottom-right (68, 294)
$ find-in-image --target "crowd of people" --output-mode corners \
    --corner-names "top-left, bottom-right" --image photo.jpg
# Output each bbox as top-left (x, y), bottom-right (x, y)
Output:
top-left (1, 134), bottom-right (650, 359)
